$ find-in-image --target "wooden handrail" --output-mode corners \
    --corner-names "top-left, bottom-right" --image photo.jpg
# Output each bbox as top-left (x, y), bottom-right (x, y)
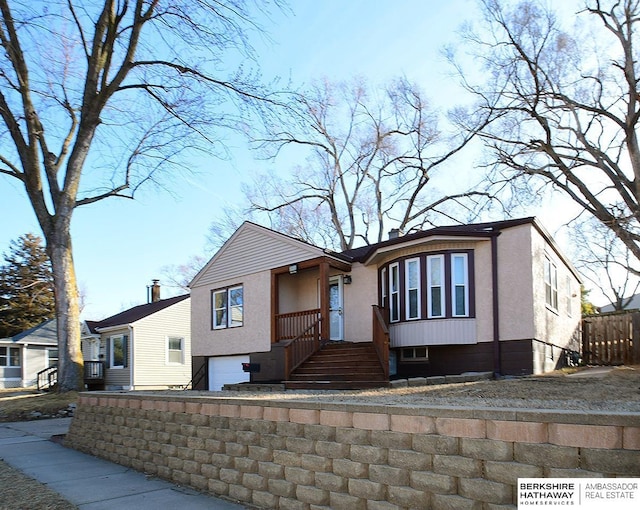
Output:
top-left (283, 317), bottom-right (324, 379)
top-left (276, 309), bottom-right (321, 342)
top-left (37, 365), bottom-right (58, 391)
top-left (372, 305), bottom-right (390, 380)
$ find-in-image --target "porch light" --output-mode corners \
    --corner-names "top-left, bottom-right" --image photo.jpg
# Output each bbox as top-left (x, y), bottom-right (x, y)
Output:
top-left (289, 264), bottom-right (298, 274)
top-left (343, 274), bottom-right (352, 284)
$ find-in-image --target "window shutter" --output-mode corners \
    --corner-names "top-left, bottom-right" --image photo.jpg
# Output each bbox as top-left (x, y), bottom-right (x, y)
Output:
top-left (123, 335), bottom-right (129, 368)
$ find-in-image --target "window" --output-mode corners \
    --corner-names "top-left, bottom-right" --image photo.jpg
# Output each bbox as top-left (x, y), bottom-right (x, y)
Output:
top-left (544, 256), bottom-right (558, 310)
top-left (566, 275), bottom-right (572, 317)
top-left (427, 255), bottom-right (445, 318)
top-left (405, 258), bottom-right (421, 320)
top-left (212, 285), bottom-right (244, 329)
top-left (109, 335), bottom-right (127, 369)
top-left (0, 346), bottom-right (20, 367)
top-left (400, 347), bottom-right (429, 361)
top-left (47, 348), bottom-right (59, 368)
top-left (451, 254), bottom-right (469, 317)
top-left (389, 263), bottom-right (400, 322)
top-left (381, 267), bottom-right (387, 307)
top-left (167, 337), bottom-right (184, 364)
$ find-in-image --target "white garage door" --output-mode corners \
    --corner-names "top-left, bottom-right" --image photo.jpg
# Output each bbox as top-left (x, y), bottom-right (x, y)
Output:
top-left (208, 355), bottom-right (250, 391)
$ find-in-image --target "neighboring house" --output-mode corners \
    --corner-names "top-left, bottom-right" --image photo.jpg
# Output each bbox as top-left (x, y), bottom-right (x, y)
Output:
top-left (84, 287), bottom-right (191, 391)
top-left (190, 218), bottom-right (582, 390)
top-left (598, 294), bottom-right (640, 313)
top-left (0, 319), bottom-right (59, 388)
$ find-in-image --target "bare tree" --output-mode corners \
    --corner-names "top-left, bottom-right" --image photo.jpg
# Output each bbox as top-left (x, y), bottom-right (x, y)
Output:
top-left (245, 78), bottom-right (489, 251)
top-left (451, 0), bottom-right (640, 274)
top-left (0, 0), bottom-right (283, 391)
top-left (572, 217), bottom-right (640, 310)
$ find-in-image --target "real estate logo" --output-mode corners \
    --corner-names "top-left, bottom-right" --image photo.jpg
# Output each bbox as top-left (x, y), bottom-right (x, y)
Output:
top-left (518, 478), bottom-right (639, 509)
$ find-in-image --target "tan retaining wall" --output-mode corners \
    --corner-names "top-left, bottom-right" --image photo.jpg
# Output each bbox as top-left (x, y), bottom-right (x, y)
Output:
top-left (65, 393), bottom-right (640, 509)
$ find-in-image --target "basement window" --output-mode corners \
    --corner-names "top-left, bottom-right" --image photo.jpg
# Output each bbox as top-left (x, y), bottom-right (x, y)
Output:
top-left (400, 347), bottom-right (429, 361)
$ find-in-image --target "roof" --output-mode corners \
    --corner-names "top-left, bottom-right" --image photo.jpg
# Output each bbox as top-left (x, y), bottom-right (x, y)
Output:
top-left (5, 319), bottom-right (58, 345)
top-left (340, 217), bottom-right (537, 262)
top-left (86, 294), bottom-right (190, 333)
top-left (599, 293), bottom-right (640, 313)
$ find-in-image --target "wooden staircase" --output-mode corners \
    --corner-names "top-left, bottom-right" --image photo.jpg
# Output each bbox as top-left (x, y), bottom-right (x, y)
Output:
top-left (285, 341), bottom-right (388, 390)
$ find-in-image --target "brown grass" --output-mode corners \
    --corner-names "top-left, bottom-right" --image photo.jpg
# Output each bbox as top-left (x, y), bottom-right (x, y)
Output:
top-left (0, 389), bottom-right (78, 422)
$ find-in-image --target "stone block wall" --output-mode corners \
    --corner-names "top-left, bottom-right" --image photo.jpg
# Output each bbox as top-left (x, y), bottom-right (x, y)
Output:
top-left (65, 393), bottom-right (640, 509)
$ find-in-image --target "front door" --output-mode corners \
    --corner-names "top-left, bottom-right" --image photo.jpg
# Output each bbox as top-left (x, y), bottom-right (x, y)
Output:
top-left (329, 276), bottom-right (344, 341)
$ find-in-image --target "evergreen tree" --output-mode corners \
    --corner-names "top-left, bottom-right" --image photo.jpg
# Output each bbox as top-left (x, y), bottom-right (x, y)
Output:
top-left (0, 233), bottom-right (55, 338)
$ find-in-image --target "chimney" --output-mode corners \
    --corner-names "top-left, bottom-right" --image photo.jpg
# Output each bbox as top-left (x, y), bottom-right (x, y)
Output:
top-left (150, 279), bottom-right (161, 303)
top-left (388, 228), bottom-right (403, 240)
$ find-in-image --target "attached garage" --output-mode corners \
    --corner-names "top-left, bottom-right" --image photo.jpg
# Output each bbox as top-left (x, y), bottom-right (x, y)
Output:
top-left (208, 355), bottom-right (250, 391)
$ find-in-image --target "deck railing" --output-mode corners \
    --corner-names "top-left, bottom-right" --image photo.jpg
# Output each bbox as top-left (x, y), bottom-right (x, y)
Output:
top-left (283, 316), bottom-right (324, 379)
top-left (372, 305), bottom-right (390, 380)
top-left (37, 365), bottom-right (58, 391)
top-left (84, 361), bottom-right (105, 381)
top-left (276, 309), bottom-right (321, 342)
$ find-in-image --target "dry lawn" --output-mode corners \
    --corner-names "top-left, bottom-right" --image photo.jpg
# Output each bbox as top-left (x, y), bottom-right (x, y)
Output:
top-left (0, 461), bottom-right (77, 510)
top-left (0, 389), bottom-right (77, 423)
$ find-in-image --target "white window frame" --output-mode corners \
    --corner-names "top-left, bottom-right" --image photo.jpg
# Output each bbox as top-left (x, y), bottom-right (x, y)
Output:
top-left (405, 258), bottom-right (421, 320)
top-left (427, 255), bottom-right (445, 318)
top-left (212, 285), bottom-right (244, 329)
top-left (166, 336), bottom-right (185, 365)
top-left (109, 335), bottom-right (126, 369)
top-left (400, 346), bottom-right (429, 361)
top-left (544, 256), bottom-right (558, 311)
top-left (0, 346), bottom-right (21, 367)
top-left (46, 348), bottom-right (59, 368)
top-left (381, 267), bottom-right (387, 308)
top-left (566, 275), bottom-right (572, 317)
top-left (451, 253), bottom-right (469, 317)
top-left (389, 263), bottom-right (400, 323)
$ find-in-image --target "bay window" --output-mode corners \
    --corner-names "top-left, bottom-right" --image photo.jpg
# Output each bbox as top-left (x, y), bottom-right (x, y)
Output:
top-left (383, 251), bottom-right (473, 322)
top-left (405, 258), bottom-right (421, 320)
top-left (427, 255), bottom-right (445, 318)
top-left (389, 263), bottom-right (400, 323)
top-left (451, 253), bottom-right (469, 317)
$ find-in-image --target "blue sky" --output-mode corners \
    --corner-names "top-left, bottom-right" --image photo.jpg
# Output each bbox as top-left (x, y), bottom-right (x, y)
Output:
top-left (0, 0), bottom-right (583, 319)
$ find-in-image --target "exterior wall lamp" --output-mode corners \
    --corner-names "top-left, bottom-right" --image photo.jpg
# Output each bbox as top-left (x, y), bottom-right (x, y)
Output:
top-left (343, 274), bottom-right (352, 284)
top-left (289, 264), bottom-right (298, 274)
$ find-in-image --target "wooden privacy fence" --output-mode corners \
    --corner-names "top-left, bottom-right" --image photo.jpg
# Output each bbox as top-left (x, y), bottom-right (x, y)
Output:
top-left (582, 311), bottom-right (640, 365)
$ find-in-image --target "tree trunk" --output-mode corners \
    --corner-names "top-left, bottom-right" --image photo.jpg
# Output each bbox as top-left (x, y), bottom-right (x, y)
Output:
top-left (46, 226), bottom-right (83, 392)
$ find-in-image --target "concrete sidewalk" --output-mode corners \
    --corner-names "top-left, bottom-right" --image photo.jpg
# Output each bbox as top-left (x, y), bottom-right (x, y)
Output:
top-left (0, 418), bottom-right (250, 509)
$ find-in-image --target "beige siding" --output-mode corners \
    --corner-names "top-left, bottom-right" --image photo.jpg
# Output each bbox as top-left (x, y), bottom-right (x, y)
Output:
top-left (100, 327), bottom-right (131, 389)
top-left (192, 270), bottom-right (271, 357)
top-left (390, 319), bottom-right (477, 347)
top-left (191, 223), bottom-right (324, 288)
top-left (131, 298), bottom-right (191, 389)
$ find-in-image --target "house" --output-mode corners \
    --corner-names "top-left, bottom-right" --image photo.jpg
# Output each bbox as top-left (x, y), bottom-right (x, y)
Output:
top-left (0, 319), bottom-right (59, 388)
top-left (190, 218), bottom-right (582, 390)
top-left (84, 283), bottom-right (191, 391)
top-left (598, 294), bottom-right (640, 313)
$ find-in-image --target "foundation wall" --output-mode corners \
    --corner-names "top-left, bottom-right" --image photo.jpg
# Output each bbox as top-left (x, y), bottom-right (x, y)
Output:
top-left (65, 393), bottom-right (640, 509)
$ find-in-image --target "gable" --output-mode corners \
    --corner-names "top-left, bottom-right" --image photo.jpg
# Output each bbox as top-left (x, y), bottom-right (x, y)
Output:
top-left (190, 222), bottom-right (326, 288)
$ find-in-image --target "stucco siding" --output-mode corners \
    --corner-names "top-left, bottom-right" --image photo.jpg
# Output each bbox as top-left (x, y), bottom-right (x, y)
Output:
top-left (191, 223), bottom-right (324, 288)
top-left (131, 298), bottom-right (191, 389)
top-left (343, 263), bottom-right (377, 342)
top-left (496, 225), bottom-right (537, 341)
top-left (191, 270), bottom-right (271, 357)
top-left (530, 230), bottom-right (581, 350)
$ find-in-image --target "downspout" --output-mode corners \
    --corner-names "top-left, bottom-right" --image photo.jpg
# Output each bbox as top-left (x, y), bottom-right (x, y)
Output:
top-left (491, 231), bottom-right (502, 378)
top-left (128, 325), bottom-right (134, 391)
